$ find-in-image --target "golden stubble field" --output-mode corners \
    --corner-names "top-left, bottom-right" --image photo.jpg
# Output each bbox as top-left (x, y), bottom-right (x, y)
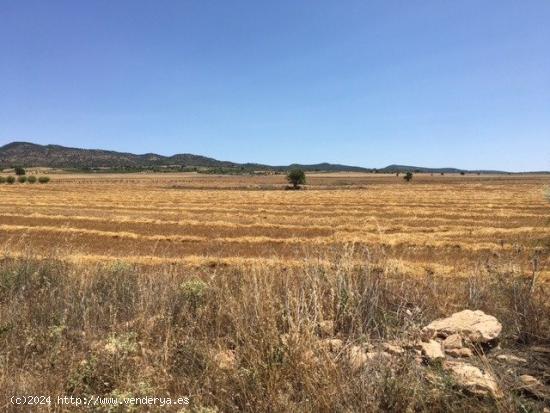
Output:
top-left (0, 172), bottom-right (548, 279)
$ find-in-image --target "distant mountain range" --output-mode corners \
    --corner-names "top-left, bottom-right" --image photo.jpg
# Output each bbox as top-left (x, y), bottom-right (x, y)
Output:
top-left (0, 141), bottom-right (541, 173)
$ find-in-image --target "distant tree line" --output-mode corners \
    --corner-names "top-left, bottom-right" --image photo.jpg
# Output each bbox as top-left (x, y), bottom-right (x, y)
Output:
top-left (0, 174), bottom-right (49, 184)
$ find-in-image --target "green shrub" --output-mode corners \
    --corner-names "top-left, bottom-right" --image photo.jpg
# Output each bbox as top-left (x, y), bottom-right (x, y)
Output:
top-left (403, 172), bottom-right (413, 182)
top-left (38, 176), bottom-right (50, 184)
top-left (6, 176), bottom-right (15, 184)
top-left (0, 176), bottom-right (5, 184)
top-left (17, 175), bottom-right (27, 183)
top-left (104, 332), bottom-right (138, 356)
top-left (286, 169), bottom-right (306, 189)
top-left (14, 166), bottom-right (26, 176)
top-left (27, 175), bottom-right (37, 184)
top-left (180, 278), bottom-right (209, 311)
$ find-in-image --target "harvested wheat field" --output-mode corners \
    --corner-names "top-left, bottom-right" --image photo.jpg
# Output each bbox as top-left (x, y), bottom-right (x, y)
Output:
top-left (0, 173), bottom-right (548, 279)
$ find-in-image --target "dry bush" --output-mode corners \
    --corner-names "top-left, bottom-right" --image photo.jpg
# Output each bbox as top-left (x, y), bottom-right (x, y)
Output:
top-left (0, 248), bottom-right (548, 412)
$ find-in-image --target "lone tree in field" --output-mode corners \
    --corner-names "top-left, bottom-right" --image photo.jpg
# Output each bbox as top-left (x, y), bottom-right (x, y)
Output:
top-left (14, 166), bottom-right (25, 175)
top-left (403, 171), bottom-right (413, 182)
top-left (287, 169), bottom-right (306, 189)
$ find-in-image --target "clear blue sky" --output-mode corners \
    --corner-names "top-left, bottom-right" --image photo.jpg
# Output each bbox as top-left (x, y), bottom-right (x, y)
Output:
top-left (1, 1), bottom-right (549, 171)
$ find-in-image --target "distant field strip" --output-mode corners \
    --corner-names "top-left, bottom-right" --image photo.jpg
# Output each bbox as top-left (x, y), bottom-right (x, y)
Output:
top-left (1, 222), bottom-right (540, 253)
top-left (0, 175), bottom-right (548, 277)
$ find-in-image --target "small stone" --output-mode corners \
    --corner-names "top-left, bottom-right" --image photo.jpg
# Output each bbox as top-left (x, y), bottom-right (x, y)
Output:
top-left (382, 343), bottom-right (405, 355)
top-left (446, 347), bottom-right (473, 358)
top-left (421, 340), bottom-right (444, 361)
top-left (425, 371), bottom-right (444, 385)
top-left (214, 350), bottom-right (237, 370)
top-left (496, 354), bottom-right (527, 365)
top-left (347, 345), bottom-right (368, 371)
top-left (445, 361), bottom-right (502, 398)
top-left (443, 333), bottom-right (463, 350)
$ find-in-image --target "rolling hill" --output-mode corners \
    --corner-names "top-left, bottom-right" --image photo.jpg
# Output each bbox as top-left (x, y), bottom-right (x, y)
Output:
top-left (0, 142), bottom-right (375, 171)
top-left (0, 141), bottom-right (527, 173)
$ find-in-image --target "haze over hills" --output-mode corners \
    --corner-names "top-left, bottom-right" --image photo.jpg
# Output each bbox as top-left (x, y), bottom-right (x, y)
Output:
top-left (0, 141), bottom-right (539, 173)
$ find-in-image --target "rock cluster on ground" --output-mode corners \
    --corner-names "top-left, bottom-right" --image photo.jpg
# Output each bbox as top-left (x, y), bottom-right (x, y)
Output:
top-left (416, 310), bottom-right (506, 397)
top-left (214, 309), bottom-right (548, 404)
top-left (315, 309), bottom-right (549, 401)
